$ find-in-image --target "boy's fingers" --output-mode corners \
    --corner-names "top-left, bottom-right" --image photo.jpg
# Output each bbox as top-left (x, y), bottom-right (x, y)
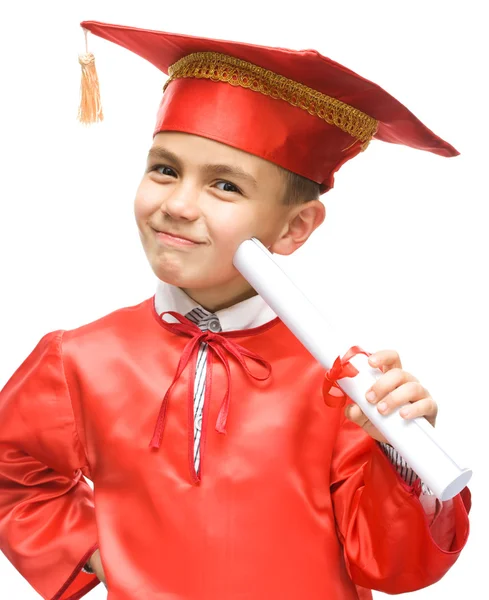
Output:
top-left (366, 369), bottom-right (419, 407)
top-left (400, 396), bottom-right (438, 421)
top-left (345, 403), bottom-right (369, 427)
top-left (369, 350), bottom-right (402, 371)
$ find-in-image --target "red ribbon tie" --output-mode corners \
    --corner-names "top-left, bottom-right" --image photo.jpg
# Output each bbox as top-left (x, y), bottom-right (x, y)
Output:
top-left (322, 345), bottom-right (372, 408)
top-left (150, 311), bottom-right (272, 450)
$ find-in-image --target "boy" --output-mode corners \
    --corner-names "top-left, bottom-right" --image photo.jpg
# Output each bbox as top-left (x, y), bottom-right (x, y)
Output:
top-left (0, 20), bottom-right (471, 600)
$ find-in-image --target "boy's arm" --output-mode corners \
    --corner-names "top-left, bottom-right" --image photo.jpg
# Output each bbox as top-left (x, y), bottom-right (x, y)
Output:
top-left (330, 397), bottom-right (471, 595)
top-left (0, 331), bottom-right (100, 600)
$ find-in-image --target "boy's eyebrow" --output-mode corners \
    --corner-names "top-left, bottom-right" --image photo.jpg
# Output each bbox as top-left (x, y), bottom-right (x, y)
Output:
top-left (147, 146), bottom-right (182, 167)
top-left (147, 146), bottom-right (258, 189)
top-left (202, 164), bottom-right (258, 190)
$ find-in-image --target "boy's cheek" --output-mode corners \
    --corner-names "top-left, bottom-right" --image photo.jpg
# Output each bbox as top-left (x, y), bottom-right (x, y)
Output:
top-left (210, 208), bottom-right (257, 242)
top-left (134, 193), bottom-right (161, 225)
top-left (213, 228), bottom-right (252, 258)
top-left (134, 178), bottom-right (166, 211)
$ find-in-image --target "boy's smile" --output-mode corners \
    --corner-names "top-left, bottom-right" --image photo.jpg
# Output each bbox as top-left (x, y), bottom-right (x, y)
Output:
top-left (153, 229), bottom-right (204, 247)
top-left (134, 131), bottom-right (324, 312)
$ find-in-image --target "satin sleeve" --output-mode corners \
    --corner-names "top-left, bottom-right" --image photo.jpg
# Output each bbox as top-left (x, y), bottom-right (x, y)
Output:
top-left (329, 396), bottom-right (471, 594)
top-left (0, 330), bottom-right (100, 599)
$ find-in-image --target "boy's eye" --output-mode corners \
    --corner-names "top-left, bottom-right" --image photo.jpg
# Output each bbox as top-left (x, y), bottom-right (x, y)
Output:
top-left (215, 181), bottom-right (241, 194)
top-left (152, 165), bottom-right (176, 177)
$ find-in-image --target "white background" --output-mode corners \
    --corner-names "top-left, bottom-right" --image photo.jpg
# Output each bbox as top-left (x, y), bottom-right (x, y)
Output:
top-left (0, 1), bottom-right (487, 598)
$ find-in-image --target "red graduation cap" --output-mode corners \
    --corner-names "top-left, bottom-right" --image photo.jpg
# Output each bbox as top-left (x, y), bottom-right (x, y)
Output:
top-left (79, 20), bottom-right (458, 193)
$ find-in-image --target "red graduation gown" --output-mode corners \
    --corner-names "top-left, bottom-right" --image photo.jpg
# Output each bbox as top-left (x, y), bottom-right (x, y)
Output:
top-left (0, 296), bottom-right (471, 600)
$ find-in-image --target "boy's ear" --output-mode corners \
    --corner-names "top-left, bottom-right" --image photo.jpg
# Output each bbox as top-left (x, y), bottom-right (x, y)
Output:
top-left (270, 200), bottom-right (326, 256)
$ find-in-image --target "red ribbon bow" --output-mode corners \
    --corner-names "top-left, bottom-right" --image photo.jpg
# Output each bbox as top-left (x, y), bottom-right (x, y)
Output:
top-left (150, 311), bottom-right (272, 449)
top-left (322, 345), bottom-right (372, 408)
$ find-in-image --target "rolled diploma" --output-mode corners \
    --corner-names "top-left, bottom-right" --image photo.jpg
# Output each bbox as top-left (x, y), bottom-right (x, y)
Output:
top-left (233, 238), bottom-right (472, 501)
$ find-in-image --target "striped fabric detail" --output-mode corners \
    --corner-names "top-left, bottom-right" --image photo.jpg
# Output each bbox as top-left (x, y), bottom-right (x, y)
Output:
top-left (185, 307), bottom-right (222, 475)
top-left (379, 441), bottom-right (433, 495)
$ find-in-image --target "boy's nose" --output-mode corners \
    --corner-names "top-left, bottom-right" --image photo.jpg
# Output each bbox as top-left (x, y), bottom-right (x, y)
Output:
top-left (160, 187), bottom-right (201, 221)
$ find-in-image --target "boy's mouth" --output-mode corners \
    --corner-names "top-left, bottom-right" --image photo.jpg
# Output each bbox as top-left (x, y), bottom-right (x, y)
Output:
top-left (152, 228), bottom-right (203, 246)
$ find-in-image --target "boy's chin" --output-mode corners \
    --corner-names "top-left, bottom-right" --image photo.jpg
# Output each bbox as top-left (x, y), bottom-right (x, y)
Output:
top-left (155, 272), bottom-right (189, 288)
top-left (154, 270), bottom-right (242, 293)
top-left (151, 260), bottom-right (236, 290)
top-left (153, 271), bottom-right (210, 290)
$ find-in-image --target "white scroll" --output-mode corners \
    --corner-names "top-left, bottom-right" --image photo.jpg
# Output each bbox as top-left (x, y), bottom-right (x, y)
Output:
top-left (233, 237), bottom-right (472, 501)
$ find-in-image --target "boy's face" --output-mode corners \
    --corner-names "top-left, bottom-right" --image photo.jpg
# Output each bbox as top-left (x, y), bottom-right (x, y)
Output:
top-left (134, 131), bottom-right (322, 308)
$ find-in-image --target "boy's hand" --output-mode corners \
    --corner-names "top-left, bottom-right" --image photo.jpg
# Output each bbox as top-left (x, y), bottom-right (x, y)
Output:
top-left (88, 549), bottom-right (107, 588)
top-left (344, 350), bottom-right (438, 444)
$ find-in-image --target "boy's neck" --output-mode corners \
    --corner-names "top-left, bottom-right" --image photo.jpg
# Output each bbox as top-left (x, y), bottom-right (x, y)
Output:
top-left (180, 280), bottom-right (258, 313)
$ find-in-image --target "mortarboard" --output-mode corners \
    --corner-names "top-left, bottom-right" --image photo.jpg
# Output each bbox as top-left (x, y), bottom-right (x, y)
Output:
top-left (78, 21), bottom-right (459, 193)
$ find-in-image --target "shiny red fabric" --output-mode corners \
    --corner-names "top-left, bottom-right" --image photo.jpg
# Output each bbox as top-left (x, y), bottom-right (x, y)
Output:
top-left (80, 20), bottom-right (460, 193)
top-left (0, 298), bottom-right (471, 599)
top-left (153, 76), bottom-right (365, 192)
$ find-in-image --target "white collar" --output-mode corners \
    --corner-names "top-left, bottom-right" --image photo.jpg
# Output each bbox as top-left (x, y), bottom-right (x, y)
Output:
top-left (153, 280), bottom-right (277, 332)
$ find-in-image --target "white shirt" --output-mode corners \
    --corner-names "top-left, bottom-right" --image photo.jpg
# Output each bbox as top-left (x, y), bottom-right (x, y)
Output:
top-left (154, 279), bottom-right (277, 330)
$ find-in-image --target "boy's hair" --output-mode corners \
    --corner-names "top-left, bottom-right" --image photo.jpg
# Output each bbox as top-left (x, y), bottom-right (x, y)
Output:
top-left (277, 165), bottom-right (322, 205)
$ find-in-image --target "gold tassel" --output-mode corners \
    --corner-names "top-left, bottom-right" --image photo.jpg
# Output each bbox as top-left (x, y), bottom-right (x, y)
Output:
top-left (77, 29), bottom-right (103, 124)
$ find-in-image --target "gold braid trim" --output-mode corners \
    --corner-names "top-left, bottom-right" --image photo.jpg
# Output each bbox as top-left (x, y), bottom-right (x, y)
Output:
top-left (164, 52), bottom-right (378, 148)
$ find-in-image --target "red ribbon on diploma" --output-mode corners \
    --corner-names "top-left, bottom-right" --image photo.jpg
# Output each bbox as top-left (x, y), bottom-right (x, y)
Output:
top-left (322, 345), bottom-right (372, 408)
